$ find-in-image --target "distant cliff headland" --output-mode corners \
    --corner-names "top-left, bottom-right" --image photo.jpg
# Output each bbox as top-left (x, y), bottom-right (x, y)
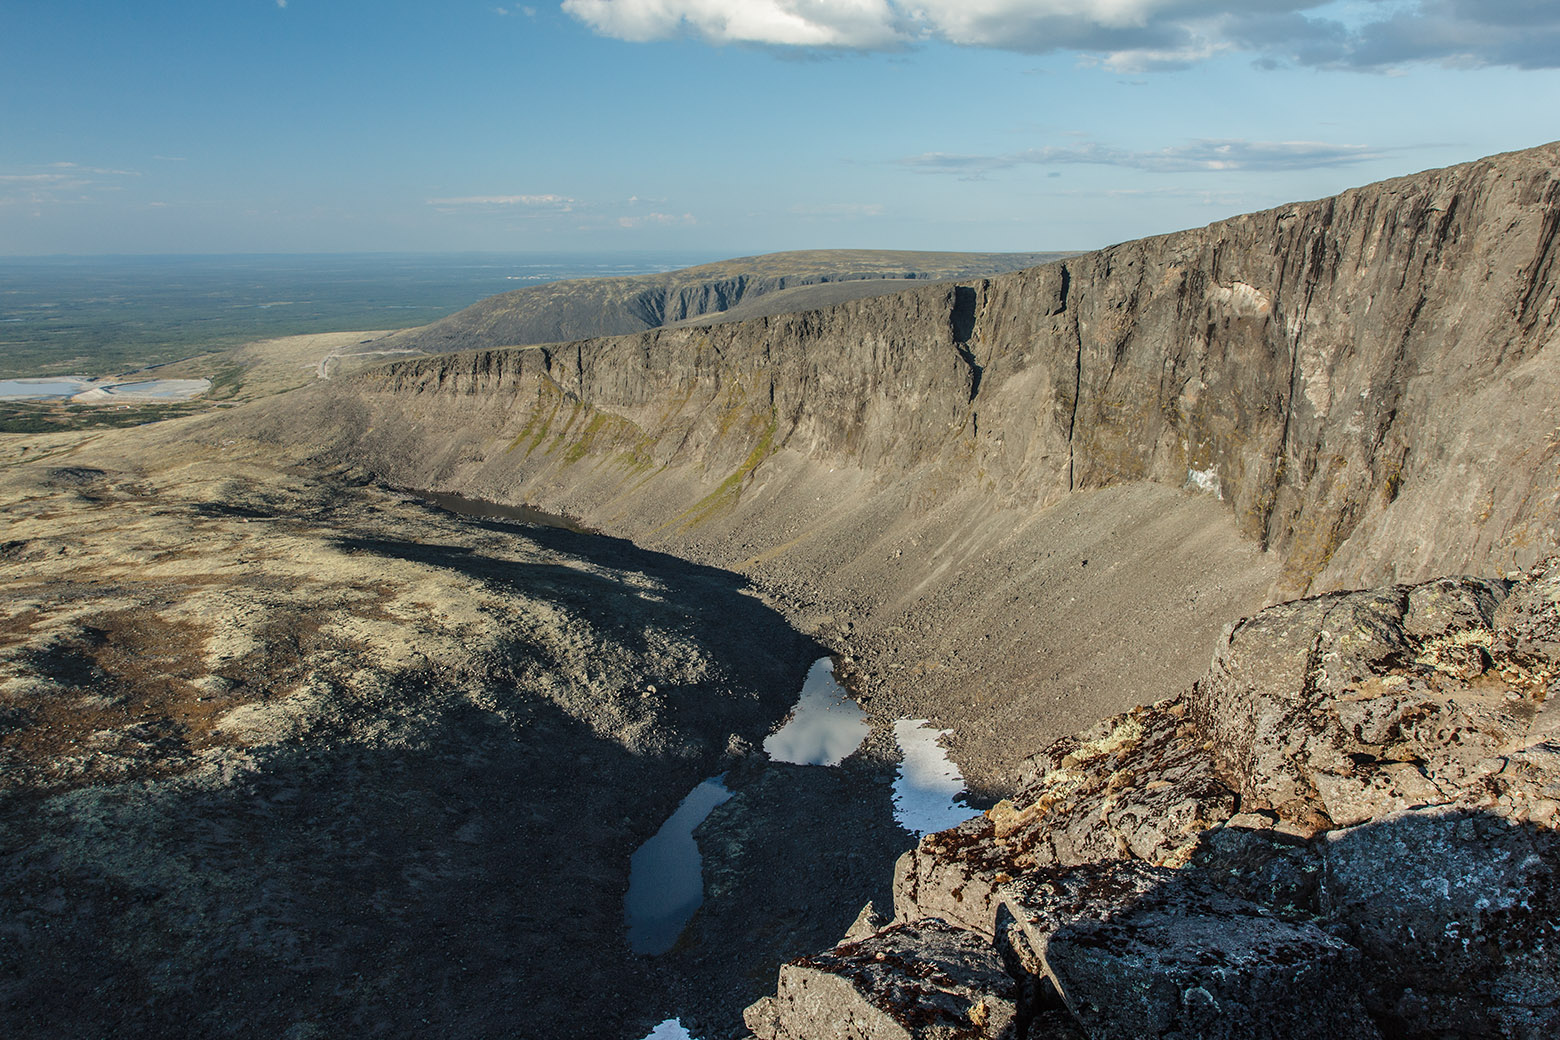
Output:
top-left (363, 249), bottom-right (1070, 361)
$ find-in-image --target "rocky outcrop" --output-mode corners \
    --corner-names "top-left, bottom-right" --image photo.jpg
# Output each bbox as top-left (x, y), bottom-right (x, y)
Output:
top-left (1002, 862), bottom-right (1380, 1040)
top-left (746, 557), bottom-right (1560, 1039)
top-left (745, 919), bottom-right (1020, 1040)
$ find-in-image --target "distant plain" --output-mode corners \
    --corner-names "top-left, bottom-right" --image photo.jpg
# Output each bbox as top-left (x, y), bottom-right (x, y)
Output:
top-left (0, 252), bottom-right (707, 379)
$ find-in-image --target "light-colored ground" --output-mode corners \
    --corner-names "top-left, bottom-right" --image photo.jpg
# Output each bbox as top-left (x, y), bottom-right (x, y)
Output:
top-left (151, 329), bottom-right (407, 401)
top-left (69, 378), bottom-right (211, 403)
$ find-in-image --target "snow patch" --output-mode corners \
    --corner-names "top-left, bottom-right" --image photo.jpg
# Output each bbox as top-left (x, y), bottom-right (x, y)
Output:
top-left (1209, 280), bottom-right (1272, 318)
top-left (892, 719), bottom-right (980, 836)
top-left (1185, 466), bottom-right (1222, 498)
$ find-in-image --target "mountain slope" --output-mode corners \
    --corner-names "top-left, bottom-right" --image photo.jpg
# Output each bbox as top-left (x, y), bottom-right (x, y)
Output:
top-left (243, 142), bottom-right (1560, 789)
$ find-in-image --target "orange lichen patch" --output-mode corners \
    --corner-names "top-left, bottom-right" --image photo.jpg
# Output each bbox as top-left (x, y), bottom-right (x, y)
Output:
top-left (1, 609), bottom-right (217, 792)
top-left (0, 572), bottom-right (395, 797)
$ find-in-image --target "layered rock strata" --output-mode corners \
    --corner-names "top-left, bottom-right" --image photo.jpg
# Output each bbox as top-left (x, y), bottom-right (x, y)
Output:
top-left (747, 558), bottom-right (1560, 1039)
top-left (336, 144), bottom-right (1560, 596)
top-left (372, 250), bottom-right (1065, 359)
top-left (249, 143), bottom-right (1560, 789)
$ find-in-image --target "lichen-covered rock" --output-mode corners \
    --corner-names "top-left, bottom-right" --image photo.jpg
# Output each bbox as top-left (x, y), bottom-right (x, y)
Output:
top-left (1182, 825), bottom-right (1324, 919)
top-left (747, 919), bottom-right (1020, 1040)
top-left (760, 561), bottom-right (1560, 1039)
top-left (879, 564), bottom-right (1560, 1035)
top-left (1185, 576), bottom-right (1528, 829)
top-left (996, 860), bottom-right (1378, 1040)
top-left (1319, 806), bottom-right (1560, 1037)
top-left (893, 700), bottom-right (1238, 935)
top-left (892, 562), bottom-right (1560, 951)
top-left (1188, 570), bottom-right (1560, 834)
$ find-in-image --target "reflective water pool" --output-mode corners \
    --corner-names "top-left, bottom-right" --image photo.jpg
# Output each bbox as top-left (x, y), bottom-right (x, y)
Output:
top-left (623, 655), bottom-right (983, 1037)
top-left (762, 658), bottom-right (868, 766)
top-left (626, 658), bottom-right (868, 962)
top-left (0, 377), bottom-right (92, 400)
top-left (419, 490), bottom-right (594, 533)
top-left (624, 775), bottom-right (734, 956)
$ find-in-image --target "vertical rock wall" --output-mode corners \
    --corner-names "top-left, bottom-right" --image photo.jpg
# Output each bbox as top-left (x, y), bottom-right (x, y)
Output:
top-left (254, 143), bottom-right (1560, 789)
top-left (347, 144), bottom-right (1560, 597)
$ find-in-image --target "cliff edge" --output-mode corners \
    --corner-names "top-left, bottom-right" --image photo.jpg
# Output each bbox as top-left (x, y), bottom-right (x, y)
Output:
top-left (745, 556), bottom-right (1560, 1040)
top-left (242, 142), bottom-right (1560, 790)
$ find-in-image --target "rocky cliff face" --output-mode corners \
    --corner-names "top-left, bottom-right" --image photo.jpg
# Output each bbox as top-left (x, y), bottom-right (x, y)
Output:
top-left (370, 249), bottom-right (1065, 359)
top-left (351, 144), bottom-right (1560, 596)
top-left (275, 143), bottom-right (1560, 792)
top-left (748, 557), bottom-right (1559, 1040)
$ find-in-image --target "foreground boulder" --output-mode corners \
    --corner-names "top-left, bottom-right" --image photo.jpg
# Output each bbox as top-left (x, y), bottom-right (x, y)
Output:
top-left (744, 918), bottom-right (1019, 1040)
top-left (752, 558), bottom-right (1560, 1038)
top-left (1321, 807), bottom-right (1560, 1037)
top-left (1001, 861), bottom-right (1379, 1040)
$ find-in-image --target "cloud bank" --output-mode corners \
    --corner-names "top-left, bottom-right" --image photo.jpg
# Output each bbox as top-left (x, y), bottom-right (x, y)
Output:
top-left (901, 138), bottom-right (1384, 177)
top-left (427, 193), bottom-right (577, 209)
top-left (560, 0), bottom-right (1560, 71)
top-left (0, 162), bottom-right (140, 209)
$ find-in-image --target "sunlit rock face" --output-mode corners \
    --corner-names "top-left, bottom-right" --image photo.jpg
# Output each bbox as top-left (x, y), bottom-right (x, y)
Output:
top-left (286, 143), bottom-right (1560, 796)
top-left (774, 557), bottom-right (1558, 1040)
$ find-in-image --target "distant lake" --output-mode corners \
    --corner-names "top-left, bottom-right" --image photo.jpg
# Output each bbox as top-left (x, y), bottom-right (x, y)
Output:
top-left (0, 252), bottom-right (714, 378)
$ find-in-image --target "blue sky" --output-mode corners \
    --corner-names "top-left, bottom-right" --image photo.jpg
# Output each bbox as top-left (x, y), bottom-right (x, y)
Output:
top-left (2, 0), bottom-right (1558, 257)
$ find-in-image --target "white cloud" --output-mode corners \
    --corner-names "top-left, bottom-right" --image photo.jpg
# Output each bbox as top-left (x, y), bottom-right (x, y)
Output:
top-left (562, 0), bottom-right (904, 48)
top-left (427, 193), bottom-right (577, 209)
top-left (0, 163), bottom-right (139, 208)
top-left (901, 138), bottom-right (1382, 177)
top-left (560, 0), bottom-right (1560, 70)
top-left (617, 211), bottom-right (696, 227)
top-left (51, 161), bottom-right (140, 176)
